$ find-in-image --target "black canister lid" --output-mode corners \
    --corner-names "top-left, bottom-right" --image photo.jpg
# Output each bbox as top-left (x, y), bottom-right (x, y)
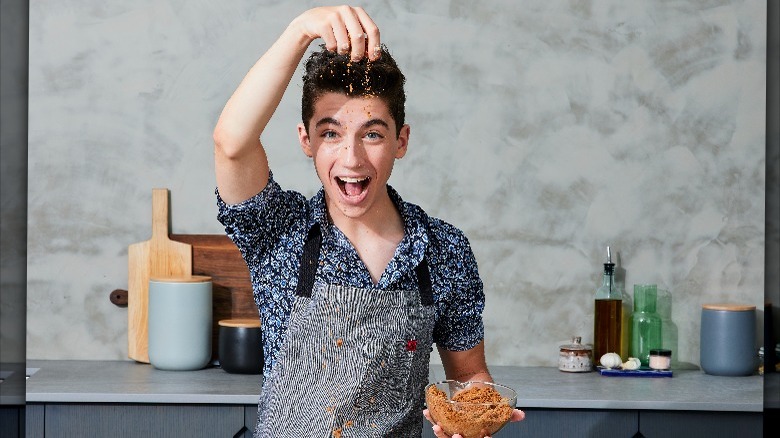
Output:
top-left (649, 349), bottom-right (672, 357)
top-left (219, 318), bottom-right (261, 328)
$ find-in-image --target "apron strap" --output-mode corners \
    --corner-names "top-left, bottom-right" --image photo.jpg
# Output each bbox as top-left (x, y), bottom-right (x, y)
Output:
top-left (415, 258), bottom-right (434, 305)
top-left (295, 223), bottom-right (322, 298)
top-left (295, 222), bottom-right (434, 304)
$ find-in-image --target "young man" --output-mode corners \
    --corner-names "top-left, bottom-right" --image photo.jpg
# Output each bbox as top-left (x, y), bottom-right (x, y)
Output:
top-left (213, 6), bottom-right (524, 437)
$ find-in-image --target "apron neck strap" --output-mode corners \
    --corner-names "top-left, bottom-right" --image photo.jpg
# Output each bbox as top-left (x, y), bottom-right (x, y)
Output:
top-left (415, 258), bottom-right (434, 305)
top-left (295, 223), bottom-right (322, 298)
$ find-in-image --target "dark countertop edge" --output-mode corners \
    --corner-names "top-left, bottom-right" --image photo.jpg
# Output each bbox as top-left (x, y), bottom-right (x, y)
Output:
top-left (0, 396), bottom-right (25, 406)
top-left (766, 373), bottom-right (780, 409)
top-left (525, 400), bottom-right (763, 412)
top-left (24, 393), bottom-right (260, 405)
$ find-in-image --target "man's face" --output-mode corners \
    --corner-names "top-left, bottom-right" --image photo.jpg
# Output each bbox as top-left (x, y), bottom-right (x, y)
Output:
top-left (298, 92), bottom-right (409, 222)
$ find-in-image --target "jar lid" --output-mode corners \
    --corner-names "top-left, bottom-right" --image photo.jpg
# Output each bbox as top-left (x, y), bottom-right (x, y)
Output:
top-left (702, 303), bottom-right (755, 311)
top-left (559, 336), bottom-right (592, 352)
top-left (649, 349), bottom-right (672, 357)
top-left (150, 275), bottom-right (212, 283)
top-left (219, 318), bottom-right (261, 328)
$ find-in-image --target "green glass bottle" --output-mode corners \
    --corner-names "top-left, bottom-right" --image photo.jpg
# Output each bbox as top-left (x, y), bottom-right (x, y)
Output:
top-left (630, 284), bottom-right (663, 367)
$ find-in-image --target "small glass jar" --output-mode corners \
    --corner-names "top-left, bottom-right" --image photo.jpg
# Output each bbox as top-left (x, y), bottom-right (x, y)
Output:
top-left (559, 337), bottom-right (593, 372)
top-left (649, 349), bottom-right (672, 370)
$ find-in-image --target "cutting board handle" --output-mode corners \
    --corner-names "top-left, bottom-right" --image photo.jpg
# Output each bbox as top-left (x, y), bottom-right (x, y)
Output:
top-left (152, 188), bottom-right (172, 238)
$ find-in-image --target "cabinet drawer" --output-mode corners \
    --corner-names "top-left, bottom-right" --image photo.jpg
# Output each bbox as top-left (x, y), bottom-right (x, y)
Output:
top-left (422, 408), bottom-right (637, 437)
top-left (39, 403), bottom-right (245, 438)
top-left (640, 410), bottom-right (762, 437)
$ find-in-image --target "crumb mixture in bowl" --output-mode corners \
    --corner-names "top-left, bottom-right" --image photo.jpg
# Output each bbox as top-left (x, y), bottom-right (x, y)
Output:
top-left (425, 380), bottom-right (516, 438)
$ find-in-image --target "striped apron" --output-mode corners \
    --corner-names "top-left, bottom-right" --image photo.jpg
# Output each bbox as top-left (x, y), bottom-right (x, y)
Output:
top-left (254, 224), bottom-right (435, 437)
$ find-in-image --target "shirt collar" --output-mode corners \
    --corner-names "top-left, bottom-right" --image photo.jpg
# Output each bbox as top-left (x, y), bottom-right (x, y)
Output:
top-left (308, 188), bottom-right (329, 231)
top-left (306, 185), bottom-right (430, 284)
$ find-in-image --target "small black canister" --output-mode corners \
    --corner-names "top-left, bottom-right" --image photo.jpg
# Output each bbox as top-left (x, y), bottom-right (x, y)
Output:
top-left (218, 318), bottom-right (263, 374)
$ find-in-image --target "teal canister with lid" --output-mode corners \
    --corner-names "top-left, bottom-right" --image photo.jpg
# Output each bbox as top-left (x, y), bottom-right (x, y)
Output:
top-left (700, 303), bottom-right (757, 376)
top-left (148, 275), bottom-right (213, 371)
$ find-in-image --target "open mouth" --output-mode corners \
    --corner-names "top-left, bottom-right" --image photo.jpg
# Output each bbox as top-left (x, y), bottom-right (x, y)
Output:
top-left (336, 176), bottom-right (371, 197)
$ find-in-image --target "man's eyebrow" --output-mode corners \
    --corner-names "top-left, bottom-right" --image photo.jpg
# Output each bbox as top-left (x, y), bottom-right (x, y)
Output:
top-left (314, 117), bottom-right (390, 130)
top-left (362, 119), bottom-right (390, 130)
top-left (315, 117), bottom-right (341, 128)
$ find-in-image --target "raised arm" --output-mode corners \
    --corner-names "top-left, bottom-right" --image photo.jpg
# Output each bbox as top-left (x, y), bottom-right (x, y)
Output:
top-left (213, 6), bottom-right (381, 204)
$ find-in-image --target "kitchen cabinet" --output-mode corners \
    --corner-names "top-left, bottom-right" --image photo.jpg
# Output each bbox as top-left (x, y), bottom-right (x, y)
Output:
top-left (639, 410), bottom-right (762, 437)
top-left (25, 403), bottom-right (253, 438)
top-left (421, 408), bottom-right (763, 438)
top-left (0, 406), bottom-right (24, 438)
top-left (22, 402), bottom-right (764, 438)
top-left (24, 361), bottom-right (763, 438)
top-left (1, 363), bottom-right (26, 438)
top-left (24, 360), bottom-right (261, 438)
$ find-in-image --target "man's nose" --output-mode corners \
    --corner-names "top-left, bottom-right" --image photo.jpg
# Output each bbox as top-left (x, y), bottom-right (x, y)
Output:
top-left (341, 137), bottom-right (364, 165)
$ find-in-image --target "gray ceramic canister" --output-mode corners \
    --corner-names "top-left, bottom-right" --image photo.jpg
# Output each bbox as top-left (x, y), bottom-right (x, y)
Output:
top-left (700, 303), bottom-right (757, 376)
top-left (148, 275), bottom-right (213, 371)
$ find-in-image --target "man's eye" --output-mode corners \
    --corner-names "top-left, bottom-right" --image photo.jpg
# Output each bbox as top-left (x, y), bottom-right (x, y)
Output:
top-left (365, 132), bottom-right (383, 140)
top-left (322, 131), bottom-right (338, 139)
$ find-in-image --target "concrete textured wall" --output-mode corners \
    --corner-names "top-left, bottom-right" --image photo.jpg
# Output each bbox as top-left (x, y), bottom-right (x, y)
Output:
top-left (24, 0), bottom-right (768, 368)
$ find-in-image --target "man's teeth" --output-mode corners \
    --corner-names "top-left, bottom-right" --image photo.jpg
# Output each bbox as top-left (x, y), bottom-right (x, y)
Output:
top-left (339, 176), bottom-right (368, 183)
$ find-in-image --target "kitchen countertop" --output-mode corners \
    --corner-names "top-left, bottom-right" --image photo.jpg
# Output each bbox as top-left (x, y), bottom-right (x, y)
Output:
top-left (24, 360), bottom-right (766, 412)
top-left (0, 363), bottom-right (26, 405)
top-left (25, 360), bottom-right (262, 405)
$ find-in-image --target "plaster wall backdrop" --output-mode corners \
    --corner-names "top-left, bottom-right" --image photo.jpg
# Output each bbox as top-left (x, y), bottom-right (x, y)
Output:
top-left (27, 0), bottom-right (766, 367)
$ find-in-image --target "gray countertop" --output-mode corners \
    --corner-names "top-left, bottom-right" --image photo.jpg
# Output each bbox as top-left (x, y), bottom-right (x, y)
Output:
top-left (24, 360), bottom-right (765, 412)
top-left (25, 360), bottom-right (262, 405)
top-left (0, 363), bottom-right (26, 405)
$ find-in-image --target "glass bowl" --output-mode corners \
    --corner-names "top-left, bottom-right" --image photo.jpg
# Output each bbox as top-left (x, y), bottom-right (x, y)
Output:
top-left (425, 380), bottom-right (517, 438)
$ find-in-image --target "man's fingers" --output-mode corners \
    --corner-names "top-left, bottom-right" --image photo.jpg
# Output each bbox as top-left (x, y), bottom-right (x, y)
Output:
top-left (342, 8), bottom-right (367, 60)
top-left (327, 8), bottom-right (351, 54)
top-left (348, 32), bottom-right (368, 61)
top-left (317, 23), bottom-right (338, 53)
top-left (302, 6), bottom-right (379, 60)
top-left (432, 424), bottom-right (447, 438)
top-left (353, 6), bottom-right (380, 60)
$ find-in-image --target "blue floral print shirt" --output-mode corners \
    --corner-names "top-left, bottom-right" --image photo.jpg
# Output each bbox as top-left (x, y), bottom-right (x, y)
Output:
top-left (216, 172), bottom-right (485, 376)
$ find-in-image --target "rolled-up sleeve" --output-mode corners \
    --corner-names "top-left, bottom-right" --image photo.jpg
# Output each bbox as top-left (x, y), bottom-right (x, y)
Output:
top-left (429, 220), bottom-right (485, 351)
top-left (216, 172), bottom-right (306, 263)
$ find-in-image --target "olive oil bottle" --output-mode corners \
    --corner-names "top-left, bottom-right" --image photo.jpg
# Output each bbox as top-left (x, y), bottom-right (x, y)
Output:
top-left (593, 246), bottom-right (623, 365)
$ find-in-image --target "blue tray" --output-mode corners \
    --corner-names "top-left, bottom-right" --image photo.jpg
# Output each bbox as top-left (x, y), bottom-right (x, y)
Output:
top-left (597, 366), bottom-right (673, 377)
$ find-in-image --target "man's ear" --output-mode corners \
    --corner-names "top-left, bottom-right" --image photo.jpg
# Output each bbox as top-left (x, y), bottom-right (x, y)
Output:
top-left (395, 124), bottom-right (410, 159)
top-left (298, 122), bottom-right (313, 157)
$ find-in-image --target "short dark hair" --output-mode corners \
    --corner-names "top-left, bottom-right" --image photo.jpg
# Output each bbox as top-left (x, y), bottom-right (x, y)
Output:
top-left (301, 44), bottom-right (406, 137)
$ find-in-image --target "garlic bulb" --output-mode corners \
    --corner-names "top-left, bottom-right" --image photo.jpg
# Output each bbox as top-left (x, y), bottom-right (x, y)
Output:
top-left (600, 352), bottom-right (622, 369)
top-left (622, 357), bottom-right (641, 370)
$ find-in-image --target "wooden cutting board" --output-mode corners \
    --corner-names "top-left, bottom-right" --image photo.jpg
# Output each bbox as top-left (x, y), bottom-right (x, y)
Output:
top-left (169, 234), bottom-right (255, 361)
top-left (128, 189), bottom-right (192, 363)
